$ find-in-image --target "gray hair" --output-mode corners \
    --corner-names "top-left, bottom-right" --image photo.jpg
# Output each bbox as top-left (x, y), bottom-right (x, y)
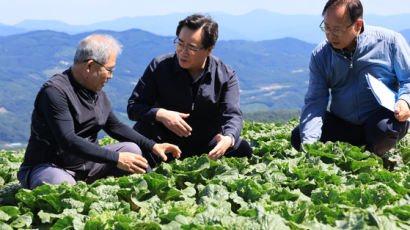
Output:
top-left (73, 34), bottom-right (122, 65)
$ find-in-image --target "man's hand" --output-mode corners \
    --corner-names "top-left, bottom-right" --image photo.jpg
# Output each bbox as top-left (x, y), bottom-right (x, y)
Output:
top-left (208, 134), bottom-right (232, 161)
top-left (152, 143), bottom-right (182, 162)
top-left (117, 152), bottom-right (148, 174)
top-left (394, 99), bottom-right (410, 122)
top-left (156, 109), bottom-right (192, 137)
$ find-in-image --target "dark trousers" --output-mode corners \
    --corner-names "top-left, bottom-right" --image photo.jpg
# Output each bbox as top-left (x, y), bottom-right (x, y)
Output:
top-left (291, 107), bottom-right (409, 157)
top-left (134, 122), bottom-right (253, 168)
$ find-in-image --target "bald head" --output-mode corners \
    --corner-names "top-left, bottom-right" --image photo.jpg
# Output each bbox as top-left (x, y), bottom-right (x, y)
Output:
top-left (73, 34), bottom-right (122, 65)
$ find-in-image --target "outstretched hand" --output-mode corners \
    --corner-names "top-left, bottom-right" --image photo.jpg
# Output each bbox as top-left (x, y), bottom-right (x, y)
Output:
top-left (117, 151), bottom-right (148, 174)
top-left (152, 143), bottom-right (182, 162)
top-left (156, 109), bottom-right (192, 137)
top-left (208, 134), bottom-right (232, 161)
top-left (394, 99), bottom-right (410, 122)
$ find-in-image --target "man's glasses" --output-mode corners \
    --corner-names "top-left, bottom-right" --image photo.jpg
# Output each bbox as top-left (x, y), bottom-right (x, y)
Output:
top-left (91, 59), bottom-right (114, 75)
top-left (319, 20), bottom-right (355, 35)
top-left (174, 38), bottom-right (203, 54)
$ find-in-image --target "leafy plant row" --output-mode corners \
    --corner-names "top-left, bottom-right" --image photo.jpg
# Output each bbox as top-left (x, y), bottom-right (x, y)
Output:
top-left (0, 120), bottom-right (409, 229)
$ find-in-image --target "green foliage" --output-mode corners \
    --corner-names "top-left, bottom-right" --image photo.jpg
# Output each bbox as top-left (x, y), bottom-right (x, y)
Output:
top-left (243, 109), bottom-right (301, 123)
top-left (98, 136), bottom-right (119, 146)
top-left (0, 150), bottom-right (24, 190)
top-left (0, 120), bottom-right (409, 229)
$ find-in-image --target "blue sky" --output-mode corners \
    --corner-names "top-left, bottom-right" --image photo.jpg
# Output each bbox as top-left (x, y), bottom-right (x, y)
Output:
top-left (1, 0), bottom-right (409, 25)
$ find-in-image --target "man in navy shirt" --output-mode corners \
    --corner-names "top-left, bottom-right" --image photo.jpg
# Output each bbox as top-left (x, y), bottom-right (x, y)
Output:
top-left (18, 34), bottom-right (181, 189)
top-left (128, 14), bottom-right (252, 167)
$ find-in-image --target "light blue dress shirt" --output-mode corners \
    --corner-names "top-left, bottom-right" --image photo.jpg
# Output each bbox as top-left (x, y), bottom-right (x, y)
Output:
top-left (300, 25), bottom-right (410, 144)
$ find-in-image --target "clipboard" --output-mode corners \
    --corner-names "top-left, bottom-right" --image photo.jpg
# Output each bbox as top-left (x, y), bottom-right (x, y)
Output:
top-left (366, 73), bottom-right (410, 121)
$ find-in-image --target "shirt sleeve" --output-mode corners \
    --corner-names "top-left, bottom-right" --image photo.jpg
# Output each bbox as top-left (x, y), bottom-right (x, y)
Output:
top-left (299, 54), bottom-right (330, 144)
top-left (127, 59), bottom-right (160, 122)
top-left (38, 86), bottom-right (119, 165)
top-left (103, 111), bottom-right (156, 152)
top-left (219, 70), bottom-right (243, 142)
top-left (393, 32), bottom-right (410, 105)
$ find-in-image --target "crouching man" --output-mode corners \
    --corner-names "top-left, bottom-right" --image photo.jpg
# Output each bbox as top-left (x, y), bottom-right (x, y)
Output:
top-left (18, 34), bottom-right (181, 189)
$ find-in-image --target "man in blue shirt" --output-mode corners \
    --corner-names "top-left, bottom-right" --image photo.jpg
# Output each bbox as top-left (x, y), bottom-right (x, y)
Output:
top-left (127, 14), bottom-right (252, 167)
top-left (291, 0), bottom-right (410, 166)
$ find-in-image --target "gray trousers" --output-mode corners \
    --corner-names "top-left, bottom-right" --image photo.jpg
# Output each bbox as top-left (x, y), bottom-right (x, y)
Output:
top-left (18, 142), bottom-right (151, 189)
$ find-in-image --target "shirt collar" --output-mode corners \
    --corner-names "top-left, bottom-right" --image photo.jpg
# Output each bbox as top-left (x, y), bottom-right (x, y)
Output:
top-left (66, 68), bottom-right (98, 101)
top-left (172, 53), bottom-right (184, 73)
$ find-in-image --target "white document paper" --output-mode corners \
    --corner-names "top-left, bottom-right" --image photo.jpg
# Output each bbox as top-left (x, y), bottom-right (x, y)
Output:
top-left (366, 74), bottom-right (410, 121)
top-left (366, 74), bottom-right (397, 112)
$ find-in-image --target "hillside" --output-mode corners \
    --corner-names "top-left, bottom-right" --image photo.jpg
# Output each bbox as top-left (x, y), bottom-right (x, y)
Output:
top-left (0, 121), bottom-right (409, 229)
top-left (2, 27), bottom-right (407, 145)
top-left (0, 30), bottom-right (314, 144)
top-left (0, 23), bottom-right (28, 36)
top-left (243, 109), bottom-right (301, 123)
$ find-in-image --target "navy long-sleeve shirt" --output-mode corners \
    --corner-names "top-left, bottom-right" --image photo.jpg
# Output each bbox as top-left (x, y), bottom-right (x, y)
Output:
top-left (127, 53), bottom-right (243, 146)
top-left (21, 69), bottom-right (156, 170)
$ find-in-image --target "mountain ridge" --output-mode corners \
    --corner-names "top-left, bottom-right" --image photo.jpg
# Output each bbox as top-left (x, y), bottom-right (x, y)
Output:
top-left (3, 9), bottom-right (410, 43)
top-left (0, 29), bottom-right (314, 144)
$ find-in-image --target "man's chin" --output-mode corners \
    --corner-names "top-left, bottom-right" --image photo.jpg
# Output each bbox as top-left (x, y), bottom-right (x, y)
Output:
top-left (330, 41), bottom-right (343, 49)
top-left (179, 62), bottom-right (190, 69)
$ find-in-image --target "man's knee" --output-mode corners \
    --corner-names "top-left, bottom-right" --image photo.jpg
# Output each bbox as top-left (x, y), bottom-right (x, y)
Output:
top-left (44, 173), bottom-right (76, 187)
top-left (121, 142), bottom-right (142, 155)
top-left (103, 142), bottom-right (142, 155)
top-left (29, 164), bottom-right (76, 189)
top-left (291, 126), bottom-right (301, 151)
top-left (366, 118), bottom-right (409, 156)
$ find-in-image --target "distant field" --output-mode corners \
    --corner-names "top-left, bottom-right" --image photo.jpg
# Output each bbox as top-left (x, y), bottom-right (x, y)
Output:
top-left (243, 109), bottom-right (301, 123)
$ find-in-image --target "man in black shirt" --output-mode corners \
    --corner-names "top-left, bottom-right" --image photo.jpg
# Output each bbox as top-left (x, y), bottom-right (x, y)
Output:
top-left (18, 34), bottom-right (181, 189)
top-left (127, 14), bottom-right (252, 167)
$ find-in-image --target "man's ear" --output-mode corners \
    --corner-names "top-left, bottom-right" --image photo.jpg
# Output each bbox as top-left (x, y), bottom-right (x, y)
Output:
top-left (206, 45), bottom-right (215, 56)
top-left (85, 59), bottom-right (94, 73)
top-left (355, 19), bottom-right (363, 32)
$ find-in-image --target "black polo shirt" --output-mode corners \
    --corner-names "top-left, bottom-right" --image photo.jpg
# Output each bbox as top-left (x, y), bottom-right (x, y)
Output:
top-left (21, 68), bottom-right (156, 170)
top-left (127, 53), bottom-right (243, 147)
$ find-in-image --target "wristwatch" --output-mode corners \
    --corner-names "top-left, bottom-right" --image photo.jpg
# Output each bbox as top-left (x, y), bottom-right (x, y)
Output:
top-left (228, 134), bottom-right (235, 147)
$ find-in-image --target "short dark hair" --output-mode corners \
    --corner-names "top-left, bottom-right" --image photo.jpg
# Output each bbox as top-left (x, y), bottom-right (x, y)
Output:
top-left (322, 0), bottom-right (363, 23)
top-left (176, 14), bottom-right (218, 49)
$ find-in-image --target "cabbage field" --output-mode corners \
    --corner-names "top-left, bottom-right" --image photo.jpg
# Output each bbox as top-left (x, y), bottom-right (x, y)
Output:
top-left (0, 120), bottom-right (409, 229)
